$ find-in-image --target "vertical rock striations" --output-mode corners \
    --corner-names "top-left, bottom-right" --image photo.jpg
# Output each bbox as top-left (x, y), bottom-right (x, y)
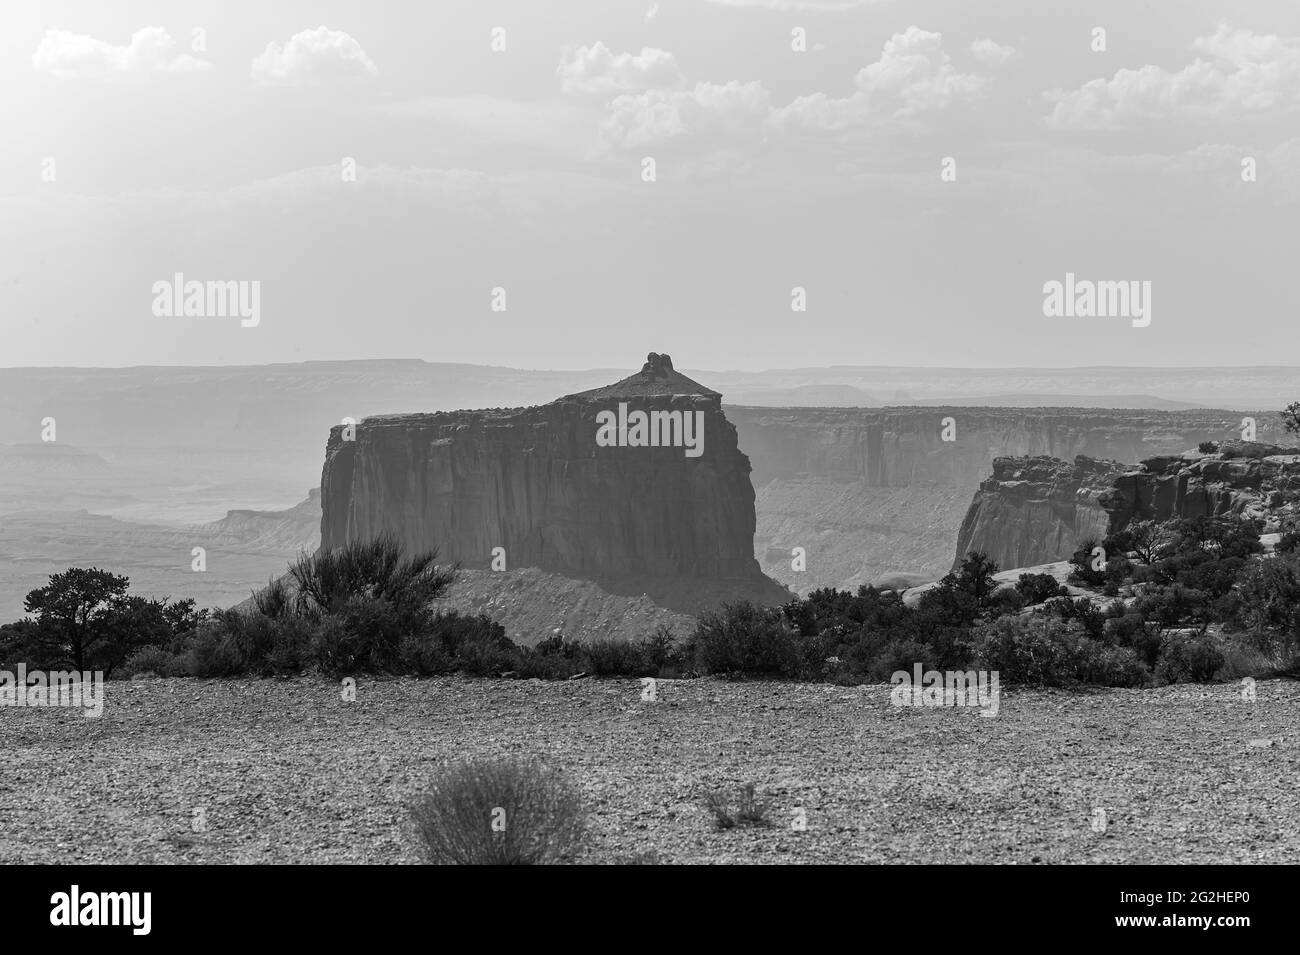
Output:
top-left (319, 353), bottom-right (790, 614)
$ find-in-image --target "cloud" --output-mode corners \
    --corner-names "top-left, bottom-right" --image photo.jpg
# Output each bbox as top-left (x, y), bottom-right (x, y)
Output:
top-left (251, 26), bottom-right (378, 85)
top-left (32, 27), bottom-right (211, 79)
top-left (771, 26), bottom-right (987, 131)
top-left (599, 80), bottom-right (771, 151)
top-left (645, 3), bottom-right (661, 24)
top-left (970, 38), bottom-right (1015, 67)
top-left (558, 42), bottom-right (683, 94)
top-left (1046, 23), bottom-right (1300, 130)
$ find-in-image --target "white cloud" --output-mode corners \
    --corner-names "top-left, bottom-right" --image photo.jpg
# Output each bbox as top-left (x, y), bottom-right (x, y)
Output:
top-left (32, 27), bottom-right (211, 79)
top-left (772, 26), bottom-right (987, 131)
top-left (970, 38), bottom-right (1016, 67)
top-left (645, 3), bottom-right (661, 24)
top-left (599, 80), bottom-right (771, 151)
top-left (251, 26), bottom-right (378, 85)
top-left (1046, 23), bottom-right (1300, 130)
top-left (558, 42), bottom-right (683, 94)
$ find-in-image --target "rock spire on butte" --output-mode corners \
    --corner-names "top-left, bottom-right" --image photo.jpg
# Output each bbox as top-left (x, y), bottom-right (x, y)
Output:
top-left (319, 352), bottom-right (790, 614)
top-left (565, 352), bottom-right (721, 403)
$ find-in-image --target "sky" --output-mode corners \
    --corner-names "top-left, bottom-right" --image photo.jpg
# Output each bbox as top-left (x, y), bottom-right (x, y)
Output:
top-left (1, 0), bottom-right (1298, 370)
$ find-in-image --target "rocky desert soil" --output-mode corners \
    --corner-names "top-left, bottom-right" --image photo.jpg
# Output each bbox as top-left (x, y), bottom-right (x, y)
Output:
top-left (0, 675), bottom-right (1295, 864)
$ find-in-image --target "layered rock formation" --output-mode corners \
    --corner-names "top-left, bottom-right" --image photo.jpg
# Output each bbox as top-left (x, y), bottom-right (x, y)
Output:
top-left (725, 406), bottom-right (1284, 592)
top-left (319, 353), bottom-right (789, 614)
top-left (953, 456), bottom-right (1132, 571)
top-left (955, 442), bottom-right (1300, 571)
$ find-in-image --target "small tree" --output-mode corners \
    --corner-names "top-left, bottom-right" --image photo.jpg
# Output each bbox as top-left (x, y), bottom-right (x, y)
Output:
top-left (1127, 520), bottom-right (1173, 564)
top-left (952, 551), bottom-right (1000, 604)
top-left (23, 568), bottom-right (130, 671)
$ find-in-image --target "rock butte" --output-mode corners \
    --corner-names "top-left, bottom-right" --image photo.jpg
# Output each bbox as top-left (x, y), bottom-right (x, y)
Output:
top-left (319, 353), bottom-right (790, 614)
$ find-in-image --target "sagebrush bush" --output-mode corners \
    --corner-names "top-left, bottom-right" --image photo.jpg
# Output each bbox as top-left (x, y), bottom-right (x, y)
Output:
top-left (119, 645), bottom-right (175, 679)
top-left (289, 534), bottom-right (456, 624)
top-left (693, 602), bottom-right (798, 677)
top-left (410, 756), bottom-right (586, 865)
top-left (1154, 631), bottom-right (1226, 685)
top-left (972, 615), bottom-right (1085, 686)
top-left (703, 783), bottom-right (773, 830)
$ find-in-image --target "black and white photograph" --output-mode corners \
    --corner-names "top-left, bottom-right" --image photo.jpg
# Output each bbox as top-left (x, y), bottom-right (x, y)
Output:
top-left (0, 0), bottom-right (1295, 925)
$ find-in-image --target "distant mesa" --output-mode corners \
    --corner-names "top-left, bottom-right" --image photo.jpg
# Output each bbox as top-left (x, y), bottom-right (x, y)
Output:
top-left (319, 353), bottom-right (789, 615)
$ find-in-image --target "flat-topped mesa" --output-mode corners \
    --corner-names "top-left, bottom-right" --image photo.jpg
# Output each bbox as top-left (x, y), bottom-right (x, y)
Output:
top-left (319, 352), bottom-right (789, 615)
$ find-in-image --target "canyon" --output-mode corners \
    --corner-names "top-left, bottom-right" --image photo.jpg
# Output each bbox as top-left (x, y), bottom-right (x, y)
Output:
top-left (727, 407), bottom-right (1285, 593)
top-left (0, 360), bottom-right (1296, 624)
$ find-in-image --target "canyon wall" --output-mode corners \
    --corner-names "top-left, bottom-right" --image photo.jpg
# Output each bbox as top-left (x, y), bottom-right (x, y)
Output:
top-left (955, 443), bottom-right (1300, 572)
top-left (319, 355), bottom-right (789, 614)
top-left (726, 407), bottom-right (1284, 592)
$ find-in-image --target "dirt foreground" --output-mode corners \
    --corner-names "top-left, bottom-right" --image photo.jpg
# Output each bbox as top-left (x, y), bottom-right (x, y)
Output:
top-left (0, 675), bottom-right (1295, 864)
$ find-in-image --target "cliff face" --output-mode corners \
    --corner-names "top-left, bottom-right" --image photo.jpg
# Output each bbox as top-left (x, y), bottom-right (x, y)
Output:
top-left (726, 407), bottom-right (1282, 489)
top-left (953, 456), bottom-right (1131, 571)
top-left (955, 443), bottom-right (1300, 571)
top-left (724, 406), bottom-right (1285, 593)
top-left (319, 354), bottom-right (789, 614)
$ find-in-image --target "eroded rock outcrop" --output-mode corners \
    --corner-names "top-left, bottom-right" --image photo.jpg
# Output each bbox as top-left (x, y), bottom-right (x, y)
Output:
top-left (955, 442), bottom-right (1300, 571)
top-left (725, 406), bottom-right (1284, 592)
top-left (319, 353), bottom-right (789, 614)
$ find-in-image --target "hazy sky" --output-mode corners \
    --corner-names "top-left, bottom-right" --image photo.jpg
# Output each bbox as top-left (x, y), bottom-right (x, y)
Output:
top-left (2, 0), bottom-right (1298, 370)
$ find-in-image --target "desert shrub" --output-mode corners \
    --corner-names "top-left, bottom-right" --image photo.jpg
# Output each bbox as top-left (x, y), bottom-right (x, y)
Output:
top-left (398, 634), bottom-right (453, 676)
top-left (971, 615), bottom-right (1085, 686)
top-left (1153, 630), bottom-right (1226, 684)
top-left (1068, 539), bottom-right (1108, 587)
top-left (409, 756), bottom-right (586, 865)
top-left (1045, 596), bottom-right (1108, 640)
top-left (1234, 553), bottom-right (1300, 633)
top-left (288, 534), bottom-right (456, 626)
top-left (307, 596), bottom-right (408, 674)
top-left (1133, 584), bottom-right (1210, 628)
top-left (641, 624), bottom-right (684, 676)
top-left (517, 634), bottom-right (586, 679)
top-left (1105, 612), bottom-right (1163, 668)
top-left (584, 639), bottom-right (654, 677)
top-left (253, 576), bottom-right (292, 619)
top-left (187, 620), bottom-right (250, 678)
top-left (119, 645), bottom-right (177, 679)
top-left (703, 783), bottom-right (772, 830)
top-left (1070, 641), bottom-right (1149, 687)
top-left (1016, 573), bottom-right (1067, 605)
top-left (1198, 441), bottom-right (1220, 454)
top-left (692, 602), bottom-right (798, 677)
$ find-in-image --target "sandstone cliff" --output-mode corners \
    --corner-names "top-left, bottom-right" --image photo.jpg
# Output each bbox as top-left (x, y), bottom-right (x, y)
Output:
top-left (319, 354), bottom-right (789, 615)
top-left (954, 442), bottom-right (1300, 571)
top-left (725, 406), bottom-right (1285, 592)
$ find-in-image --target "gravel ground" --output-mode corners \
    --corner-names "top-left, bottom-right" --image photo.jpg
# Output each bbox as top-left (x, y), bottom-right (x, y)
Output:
top-left (0, 675), bottom-right (1295, 864)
